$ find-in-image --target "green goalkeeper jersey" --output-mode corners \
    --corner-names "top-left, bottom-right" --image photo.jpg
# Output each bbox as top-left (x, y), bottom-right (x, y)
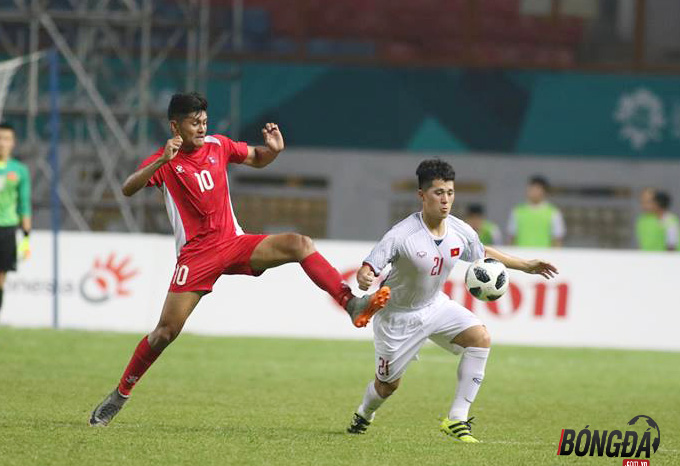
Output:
top-left (0, 159), bottom-right (31, 227)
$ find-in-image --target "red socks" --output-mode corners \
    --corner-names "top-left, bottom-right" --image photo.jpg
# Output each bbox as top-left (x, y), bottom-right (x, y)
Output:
top-left (116, 253), bottom-right (347, 397)
top-left (118, 336), bottom-right (161, 396)
top-left (300, 251), bottom-right (352, 307)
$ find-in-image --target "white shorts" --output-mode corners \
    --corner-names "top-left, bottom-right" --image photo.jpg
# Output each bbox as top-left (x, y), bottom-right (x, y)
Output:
top-left (372, 297), bottom-right (483, 383)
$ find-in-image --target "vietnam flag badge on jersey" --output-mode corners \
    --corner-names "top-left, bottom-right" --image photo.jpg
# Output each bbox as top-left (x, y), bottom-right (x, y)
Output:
top-left (450, 248), bottom-right (460, 257)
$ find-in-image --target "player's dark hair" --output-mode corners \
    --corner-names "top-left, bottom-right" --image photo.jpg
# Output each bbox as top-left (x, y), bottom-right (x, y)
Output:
top-left (167, 92), bottom-right (208, 121)
top-left (467, 204), bottom-right (485, 216)
top-left (416, 159), bottom-right (455, 190)
top-left (528, 174), bottom-right (549, 190)
top-left (654, 190), bottom-right (672, 210)
top-left (0, 122), bottom-right (15, 132)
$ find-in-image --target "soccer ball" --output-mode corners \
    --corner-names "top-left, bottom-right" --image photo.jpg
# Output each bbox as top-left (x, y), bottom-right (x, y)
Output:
top-left (465, 258), bottom-right (509, 301)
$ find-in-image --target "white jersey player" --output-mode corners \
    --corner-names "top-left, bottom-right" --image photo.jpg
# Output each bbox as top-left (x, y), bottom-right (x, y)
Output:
top-left (346, 159), bottom-right (558, 443)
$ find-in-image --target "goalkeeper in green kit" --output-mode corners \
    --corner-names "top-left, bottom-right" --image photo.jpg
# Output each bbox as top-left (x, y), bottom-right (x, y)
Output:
top-left (0, 123), bottom-right (31, 316)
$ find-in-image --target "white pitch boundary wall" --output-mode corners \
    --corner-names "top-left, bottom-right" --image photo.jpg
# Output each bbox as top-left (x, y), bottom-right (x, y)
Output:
top-left (3, 231), bottom-right (679, 351)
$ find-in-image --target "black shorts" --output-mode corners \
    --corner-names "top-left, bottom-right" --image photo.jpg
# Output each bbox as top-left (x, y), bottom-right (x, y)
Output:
top-left (0, 226), bottom-right (17, 272)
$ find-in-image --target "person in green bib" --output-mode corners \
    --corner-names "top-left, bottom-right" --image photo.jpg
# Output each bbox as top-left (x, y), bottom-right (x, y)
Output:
top-left (636, 188), bottom-right (666, 251)
top-left (0, 122), bottom-right (31, 315)
top-left (636, 188), bottom-right (679, 251)
top-left (507, 175), bottom-right (565, 248)
top-left (466, 204), bottom-right (502, 245)
top-left (656, 192), bottom-right (680, 251)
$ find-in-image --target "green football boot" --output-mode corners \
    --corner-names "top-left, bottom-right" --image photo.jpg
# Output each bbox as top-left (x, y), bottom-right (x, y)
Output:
top-left (440, 417), bottom-right (480, 443)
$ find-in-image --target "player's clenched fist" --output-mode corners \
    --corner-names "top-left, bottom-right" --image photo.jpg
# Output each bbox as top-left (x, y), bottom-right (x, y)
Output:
top-left (161, 135), bottom-right (183, 162)
top-left (356, 264), bottom-right (376, 291)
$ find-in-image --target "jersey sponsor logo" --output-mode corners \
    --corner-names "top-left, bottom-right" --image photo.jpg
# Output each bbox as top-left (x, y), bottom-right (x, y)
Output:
top-left (6, 171), bottom-right (18, 182)
top-left (79, 253), bottom-right (139, 303)
top-left (175, 164), bottom-right (185, 174)
top-left (417, 251), bottom-right (427, 258)
top-left (208, 156), bottom-right (216, 165)
top-left (450, 247), bottom-right (460, 257)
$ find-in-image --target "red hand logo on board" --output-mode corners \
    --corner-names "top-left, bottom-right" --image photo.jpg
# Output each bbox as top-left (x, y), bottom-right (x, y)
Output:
top-left (79, 253), bottom-right (139, 303)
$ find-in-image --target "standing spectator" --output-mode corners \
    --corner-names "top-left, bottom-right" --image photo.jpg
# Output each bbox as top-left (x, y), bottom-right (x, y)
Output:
top-left (636, 189), bottom-right (678, 251)
top-left (466, 204), bottom-right (502, 245)
top-left (656, 191), bottom-right (680, 251)
top-left (636, 188), bottom-right (665, 251)
top-left (507, 175), bottom-right (565, 248)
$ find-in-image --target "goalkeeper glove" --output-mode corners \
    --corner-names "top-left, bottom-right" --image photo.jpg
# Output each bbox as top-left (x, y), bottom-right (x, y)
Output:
top-left (18, 236), bottom-right (31, 260)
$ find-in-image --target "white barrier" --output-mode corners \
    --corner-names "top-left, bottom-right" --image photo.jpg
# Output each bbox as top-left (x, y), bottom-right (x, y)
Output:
top-left (3, 231), bottom-right (679, 351)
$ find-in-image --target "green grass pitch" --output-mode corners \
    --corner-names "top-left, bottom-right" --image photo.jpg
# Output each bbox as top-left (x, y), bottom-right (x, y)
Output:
top-left (0, 327), bottom-right (677, 465)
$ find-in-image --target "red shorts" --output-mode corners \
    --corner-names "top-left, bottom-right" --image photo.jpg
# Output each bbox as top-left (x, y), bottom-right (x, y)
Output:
top-left (169, 234), bottom-right (268, 293)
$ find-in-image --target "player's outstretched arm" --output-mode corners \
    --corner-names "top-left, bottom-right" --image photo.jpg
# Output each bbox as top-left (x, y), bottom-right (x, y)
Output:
top-left (242, 123), bottom-right (284, 169)
top-left (122, 136), bottom-right (182, 196)
top-left (484, 246), bottom-right (558, 280)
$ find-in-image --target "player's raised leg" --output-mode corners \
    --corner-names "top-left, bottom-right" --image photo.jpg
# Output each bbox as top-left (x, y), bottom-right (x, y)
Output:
top-left (249, 233), bottom-right (390, 327)
top-left (439, 324), bottom-right (491, 443)
top-left (89, 291), bottom-right (204, 426)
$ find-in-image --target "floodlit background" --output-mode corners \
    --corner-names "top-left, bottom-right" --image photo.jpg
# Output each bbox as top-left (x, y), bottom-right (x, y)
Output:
top-left (1, 0), bottom-right (680, 247)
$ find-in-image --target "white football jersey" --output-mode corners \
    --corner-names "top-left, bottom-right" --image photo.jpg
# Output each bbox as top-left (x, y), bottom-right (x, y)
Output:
top-left (364, 212), bottom-right (485, 312)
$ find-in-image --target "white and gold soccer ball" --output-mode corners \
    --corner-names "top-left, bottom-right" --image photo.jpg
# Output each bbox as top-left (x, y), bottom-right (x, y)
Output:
top-left (465, 258), bottom-right (509, 301)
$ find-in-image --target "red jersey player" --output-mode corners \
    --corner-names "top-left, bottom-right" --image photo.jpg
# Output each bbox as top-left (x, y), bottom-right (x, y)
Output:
top-left (89, 92), bottom-right (390, 426)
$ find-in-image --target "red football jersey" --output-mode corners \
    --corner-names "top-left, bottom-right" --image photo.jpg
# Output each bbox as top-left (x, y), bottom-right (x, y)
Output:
top-left (138, 134), bottom-right (248, 255)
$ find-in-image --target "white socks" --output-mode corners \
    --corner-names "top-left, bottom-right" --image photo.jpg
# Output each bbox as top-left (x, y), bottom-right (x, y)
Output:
top-left (357, 381), bottom-right (386, 421)
top-left (448, 346), bottom-right (490, 421)
top-left (355, 347), bottom-right (489, 423)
